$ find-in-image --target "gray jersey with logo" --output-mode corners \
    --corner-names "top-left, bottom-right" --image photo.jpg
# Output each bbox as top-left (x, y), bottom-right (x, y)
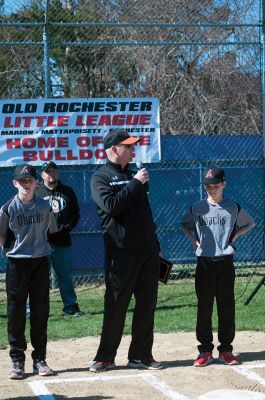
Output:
top-left (180, 198), bottom-right (255, 257)
top-left (0, 194), bottom-right (58, 258)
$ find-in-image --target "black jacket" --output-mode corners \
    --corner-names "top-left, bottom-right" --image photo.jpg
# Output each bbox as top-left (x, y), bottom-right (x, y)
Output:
top-left (35, 180), bottom-right (80, 246)
top-left (90, 160), bottom-right (159, 251)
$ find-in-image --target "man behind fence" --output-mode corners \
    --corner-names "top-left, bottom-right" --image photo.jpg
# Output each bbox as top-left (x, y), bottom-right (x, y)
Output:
top-left (89, 128), bottom-right (163, 372)
top-left (35, 161), bottom-right (84, 317)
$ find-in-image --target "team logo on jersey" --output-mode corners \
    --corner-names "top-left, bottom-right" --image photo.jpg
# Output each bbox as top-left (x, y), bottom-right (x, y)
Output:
top-left (17, 212), bottom-right (44, 226)
top-left (198, 214), bottom-right (226, 226)
top-left (44, 195), bottom-right (66, 213)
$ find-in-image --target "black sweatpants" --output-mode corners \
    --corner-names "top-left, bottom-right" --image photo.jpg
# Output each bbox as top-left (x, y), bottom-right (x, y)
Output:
top-left (6, 256), bottom-right (50, 363)
top-left (195, 256), bottom-right (235, 353)
top-left (94, 245), bottom-right (160, 363)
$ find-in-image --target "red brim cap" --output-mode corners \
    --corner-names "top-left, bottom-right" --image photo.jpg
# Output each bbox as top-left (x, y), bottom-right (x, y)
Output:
top-left (120, 137), bottom-right (141, 145)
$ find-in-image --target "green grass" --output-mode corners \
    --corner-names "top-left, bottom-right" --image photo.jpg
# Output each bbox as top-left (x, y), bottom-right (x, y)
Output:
top-left (1, 277), bottom-right (265, 348)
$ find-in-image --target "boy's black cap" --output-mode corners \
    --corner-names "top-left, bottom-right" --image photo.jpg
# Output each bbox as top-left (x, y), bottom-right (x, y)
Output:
top-left (203, 167), bottom-right (225, 184)
top-left (13, 164), bottom-right (37, 180)
top-left (41, 161), bottom-right (58, 172)
top-left (103, 128), bottom-right (141, 150)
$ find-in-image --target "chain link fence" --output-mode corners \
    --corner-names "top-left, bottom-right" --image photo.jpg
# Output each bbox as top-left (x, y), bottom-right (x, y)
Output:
top-left (0, 1), bottom-right (262, 133)
top-left (0, 1), bottom-right (264, 291)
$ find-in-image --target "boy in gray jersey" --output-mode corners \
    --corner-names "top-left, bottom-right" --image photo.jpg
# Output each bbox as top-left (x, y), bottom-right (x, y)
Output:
top-left (180, 167), bottom-right (255, 367)
top-left (0, 164), bottom-right (57, 380)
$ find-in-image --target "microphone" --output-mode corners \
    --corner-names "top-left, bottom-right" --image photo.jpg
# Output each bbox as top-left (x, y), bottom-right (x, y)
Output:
top-left (136, 161), bottom-right (149, 194)
top-left (135, 160), bottom-right (143, 170)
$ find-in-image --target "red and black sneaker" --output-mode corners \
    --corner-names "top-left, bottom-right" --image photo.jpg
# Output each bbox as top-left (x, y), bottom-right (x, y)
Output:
top-left (193, 352), bottom-right (214, 367)
top-left (218, 352), bottom-right (240, 365)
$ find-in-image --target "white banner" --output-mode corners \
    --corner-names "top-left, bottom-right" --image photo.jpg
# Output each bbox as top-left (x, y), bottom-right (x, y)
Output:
top-left (0, 97), bottom-right (160, 167)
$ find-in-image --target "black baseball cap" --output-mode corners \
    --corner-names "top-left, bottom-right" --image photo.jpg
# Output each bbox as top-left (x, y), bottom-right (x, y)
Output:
top-left (203, 167), bottom-right (225, 184)
top-left (13, 164), bottom-right (37, 180)
top-left (103, 128), bottom-right (141, 150)
top-left (41, 161), bottom-right (58, 172)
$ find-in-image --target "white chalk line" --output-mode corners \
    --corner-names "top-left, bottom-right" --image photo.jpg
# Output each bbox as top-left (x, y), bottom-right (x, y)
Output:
top-left (28, 364), bottom-right (265, 400)
top-left (28, 372), bottom-right (188, 400)
top-left (234, 363), bottom-right (265, 389)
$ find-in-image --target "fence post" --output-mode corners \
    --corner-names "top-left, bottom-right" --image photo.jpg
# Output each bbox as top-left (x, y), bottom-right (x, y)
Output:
top-left (43, 0), bottom-right (51, 98)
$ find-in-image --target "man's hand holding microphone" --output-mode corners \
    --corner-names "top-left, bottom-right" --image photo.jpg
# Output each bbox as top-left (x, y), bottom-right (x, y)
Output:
top-left (134, 168), bottom-right (149, 185)
top-left (134, 161), bottom-right (149, 193)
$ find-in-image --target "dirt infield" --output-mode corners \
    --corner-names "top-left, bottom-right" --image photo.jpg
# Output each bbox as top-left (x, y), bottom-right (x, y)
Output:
top-left (1, 331), bottom-right (265, 399)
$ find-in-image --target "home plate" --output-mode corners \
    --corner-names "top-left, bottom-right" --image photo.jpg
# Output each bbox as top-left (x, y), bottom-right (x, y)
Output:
top-left (198, 390), bottom-right (265, 400)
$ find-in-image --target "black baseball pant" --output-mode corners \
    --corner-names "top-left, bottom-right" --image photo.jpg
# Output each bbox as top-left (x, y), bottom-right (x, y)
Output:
top-left (6, 256), bottom-right (50, 363)
top-left (94, 244), bottom-right (160, 363)
top-left (195, 256), bottom-right (235, 353)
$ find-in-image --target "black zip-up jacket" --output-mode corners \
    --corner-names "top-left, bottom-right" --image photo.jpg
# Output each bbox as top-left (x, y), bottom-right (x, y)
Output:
top-left (90, 160), bottom-right (159, 251)
top-left (35, 180), bottom-right (80, 246)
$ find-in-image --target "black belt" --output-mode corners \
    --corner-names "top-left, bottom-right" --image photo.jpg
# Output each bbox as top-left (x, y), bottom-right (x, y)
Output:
top-left (200, 255), bottom-right (232, 262)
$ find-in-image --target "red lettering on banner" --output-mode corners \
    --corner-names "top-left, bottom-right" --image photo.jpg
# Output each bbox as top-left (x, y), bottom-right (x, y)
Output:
top-left (22, 138), bottom-right (36, 148)
top-left (94, 149), bottom-right (106, 160)
top-left (4, 117), bottom-right (23, 128)
top-left (76, 137), bottom-right (104, 147)
top-left (47, 116), bottom-right (57, 127)
top-left (23, 149), bottom-right (106, 161)
top-left (139, 136), bottom-right (150, 145)
top-left (37, 138), bottom-right (55, 148)
top-left (4, 117), bottom-right (12, 128)
top-left (15, 117), bottom-right (21, 128)
top-left (86, 116), bottom-right (98, 126)
top-left (112, 115), bottom-right (126, 125)
top-left (7, 137), bottom-right (69, 149)
top-left (75, 116), bottom-right (85, 126)
top-left (9, 136), bottom-right (148, 156)
top-left (4, 116), bottom-right (70, 128)
top-left (57, 137), bottom-right (69, 147)
top-left (35, 116), bottom-right (47, 127)
top-left (97, 115), bottom-right (111, 125)
top-left (57, 116), bottom-right (69, 126)
top-left (80, 150), bottom-right (93, 159)
top-left (23, 117), bottom-right (35, 127)
top-left (76, 115), bottom-right (98, 126)
top-left (139, 115), bottom-right (151, 125)
top-left (66, 150), bottom-right (78, 160)
top-left (7, 138), bottom-right (21, 148)
top-left (4, 114), bottom-right (151, 129)
top-left (75, 114), bottom-right (152, 126)
top-left (54, 150), bottom-right (67, 160)
top-left (125, 115), bottom-right (140, 125)
top-left (39, 151), bottom-right (54, 161)
top-left (24, 151), bottom-right (38, 161)
top-left (76, 137), bottom-right (90, 147)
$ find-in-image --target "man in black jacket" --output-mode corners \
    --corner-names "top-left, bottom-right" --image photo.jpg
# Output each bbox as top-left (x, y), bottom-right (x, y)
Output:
top-left (35, 161), bottom-right (83, 317)
top-left (89, 128), bottom-right (162, 372)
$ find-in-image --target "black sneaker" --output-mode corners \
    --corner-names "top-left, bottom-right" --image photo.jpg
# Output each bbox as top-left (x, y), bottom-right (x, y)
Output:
top-left (33, 360), bottom-right (54, 376)
top-left (64, 304), bottom-right (84, 317)
top-left (89, 361), bottom-right (116, 372)
top-left (9, 361), bottom-right (25, 379)
top-left (127, 358), bottom-right (163, 370)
